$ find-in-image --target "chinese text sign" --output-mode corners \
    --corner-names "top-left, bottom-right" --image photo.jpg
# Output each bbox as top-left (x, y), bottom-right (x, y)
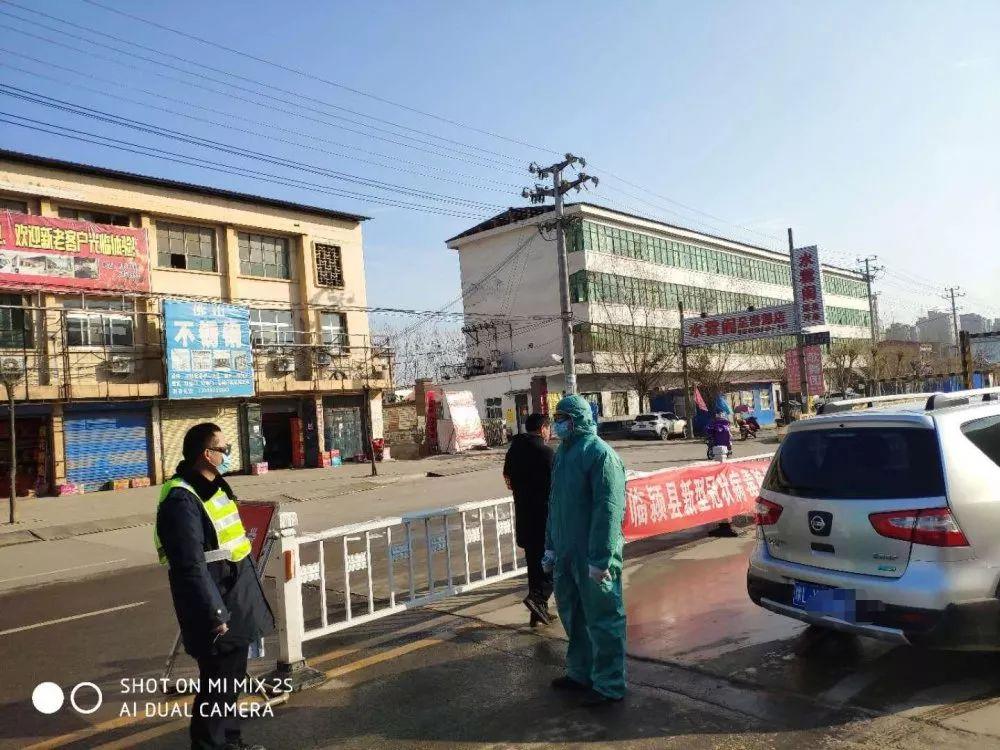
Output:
top-left (791, 245), bottom-right (826, 328)
top-left (164, 300), bottom-right (255, 399)
top-left (682, 303), bottom-right (796, 346)
top-left (623, 456), bottom-right (773, 542)
top-left (0, 211), bottom-right (150, 292)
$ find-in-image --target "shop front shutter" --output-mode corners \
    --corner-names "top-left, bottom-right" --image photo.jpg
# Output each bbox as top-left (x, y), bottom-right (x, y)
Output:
top-left (65, 406), bottom-right (151, 491)
top-left (160, 402), bottom-right (243, 478)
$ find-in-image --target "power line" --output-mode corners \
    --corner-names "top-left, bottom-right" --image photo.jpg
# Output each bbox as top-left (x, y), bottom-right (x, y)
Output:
top-left (77, 0), bottom-right (559, 157)
top-left (0, 84), bottom-right (506, 212)
top-left (0, 55), bottom-right (525, 194)
top-left (390, 232), bottom-right (541, 342)
top-left (0, 1), bottom-right (527, 168)
top-left (0, 11), bottom-right (522, 174)
top-left (2, 1), bottom-right (830, 249)
top-left (0, 113), bottom-right (493, 220)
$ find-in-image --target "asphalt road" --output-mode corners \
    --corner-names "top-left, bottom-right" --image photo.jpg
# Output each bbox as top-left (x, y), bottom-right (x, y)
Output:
top-left (0, 436), bottom-right (775, 594)
top-left (5, 524), bottom-right (1000, 748)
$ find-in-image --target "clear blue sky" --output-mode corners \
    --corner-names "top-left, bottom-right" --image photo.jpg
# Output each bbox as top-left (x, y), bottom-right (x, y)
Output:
top-left (1, 0), bottom-right (998, 328)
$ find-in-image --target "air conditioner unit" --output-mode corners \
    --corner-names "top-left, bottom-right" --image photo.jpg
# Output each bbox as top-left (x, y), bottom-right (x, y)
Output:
top-left (0, 356), bottom-right (24, 377)
top-left (315, 350), bottom-right (333, 366)
top-left (273, 357), bottom-right (295, 374)
top-left (108, 356), bottom-right (134, 375)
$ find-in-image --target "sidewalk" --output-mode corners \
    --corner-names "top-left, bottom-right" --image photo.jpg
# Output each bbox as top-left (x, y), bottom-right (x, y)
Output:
top-left (0, 450), bottom-right (506, 549)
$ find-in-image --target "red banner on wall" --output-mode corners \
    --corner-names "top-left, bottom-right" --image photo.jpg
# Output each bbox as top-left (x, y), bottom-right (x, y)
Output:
top-left (0, 211), bottom-right (150, 292)
top-left (623, 456), bottom-right (773, 542)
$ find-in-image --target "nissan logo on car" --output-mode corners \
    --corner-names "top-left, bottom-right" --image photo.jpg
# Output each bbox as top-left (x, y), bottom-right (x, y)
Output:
top-left (808, 511), bottom-right (832, 537)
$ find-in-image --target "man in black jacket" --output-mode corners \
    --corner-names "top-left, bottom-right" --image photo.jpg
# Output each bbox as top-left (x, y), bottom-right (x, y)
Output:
top-left (155, 423), bottom-right (274, 750)
top-left (503, 413), bottom-right (555, 626)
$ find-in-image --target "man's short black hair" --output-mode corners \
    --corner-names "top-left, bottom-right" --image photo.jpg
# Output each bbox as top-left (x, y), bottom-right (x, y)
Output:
top-left (525, 413), bottom-right (549, 433)
top-left (181, 422), bottom-right (222, 463)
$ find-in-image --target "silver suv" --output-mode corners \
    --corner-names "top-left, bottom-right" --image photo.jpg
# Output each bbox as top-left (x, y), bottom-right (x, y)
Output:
top-left (747, 388), bottom-right (1000, 649)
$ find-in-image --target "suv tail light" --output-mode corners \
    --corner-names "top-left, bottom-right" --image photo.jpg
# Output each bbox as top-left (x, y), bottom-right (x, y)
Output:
top-left (869, 508), bottom-right (969, 547)
top-left (754, 497), bottom-right (783, 526)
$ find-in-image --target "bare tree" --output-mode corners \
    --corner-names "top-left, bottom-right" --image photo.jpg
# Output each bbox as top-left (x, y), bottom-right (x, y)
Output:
top-left (374, 323), bottom-right (466, 387)
top-left (827, 340), bottom-right (866, 393)
top-left (686, 342), bottom-right (743, 408)
top-left (587, 313), bottom-right (678, 411)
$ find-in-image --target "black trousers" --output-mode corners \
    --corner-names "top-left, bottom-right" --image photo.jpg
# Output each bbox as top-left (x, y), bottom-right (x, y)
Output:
top-left (191, 646), bottom-right (249, 750)
top-left (523, 542), bottom-right (554, 604)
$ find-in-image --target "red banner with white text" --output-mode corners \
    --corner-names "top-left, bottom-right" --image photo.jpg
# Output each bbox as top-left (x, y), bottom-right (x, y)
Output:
top-left (0, 211), bottom-right (150, 292)
top-left (623, 456), bottom-right (773, 542)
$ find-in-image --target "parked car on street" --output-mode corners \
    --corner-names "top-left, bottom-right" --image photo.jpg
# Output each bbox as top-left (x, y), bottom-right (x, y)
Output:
top-left (629, 412), bottom-right (686, 440)
top-left (748, 388), bottom-right (1000, 650)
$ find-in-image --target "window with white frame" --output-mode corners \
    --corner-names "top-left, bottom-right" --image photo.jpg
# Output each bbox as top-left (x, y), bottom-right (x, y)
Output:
top-left (249, 308), bottom-right (296, 346)
top-left (156, 222), bottom-right (217, 271)
top-left (320, 312), bottom-right (348, 351)
top-left (64, 298), bottom-right (134, 348)
top-left (239, 232), bottom-right (290, 279)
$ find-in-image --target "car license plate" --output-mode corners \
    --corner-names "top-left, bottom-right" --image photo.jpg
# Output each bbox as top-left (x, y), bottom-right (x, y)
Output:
top-left (792, 582), bottom-right (856, 622)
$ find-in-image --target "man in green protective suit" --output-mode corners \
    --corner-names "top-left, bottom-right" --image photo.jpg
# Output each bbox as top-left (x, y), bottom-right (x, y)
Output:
top-left (543, 394), bottom-right (627, 706)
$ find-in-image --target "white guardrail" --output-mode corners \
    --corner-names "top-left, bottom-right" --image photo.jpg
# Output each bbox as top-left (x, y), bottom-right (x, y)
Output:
top-left (263, 451), bottom-right (777, 689)
top-left (266, 497), bottom-right (522, 687)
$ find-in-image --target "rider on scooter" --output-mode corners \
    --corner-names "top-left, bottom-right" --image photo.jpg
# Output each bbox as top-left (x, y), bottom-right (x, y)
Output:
top-left (706, 409), bottom-right (733, 456)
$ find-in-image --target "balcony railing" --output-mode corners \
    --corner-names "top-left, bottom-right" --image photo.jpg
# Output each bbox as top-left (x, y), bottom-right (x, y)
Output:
top-left (0, 304), bottom-right (388, 400)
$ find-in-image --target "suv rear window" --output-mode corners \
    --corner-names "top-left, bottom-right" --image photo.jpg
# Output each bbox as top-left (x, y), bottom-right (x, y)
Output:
top-left (764, 427), bottom-right (945, 499)
top-left (636, 415), bottom-right (657, 421)
top-left (961, 415), bottom-right (1000, 467)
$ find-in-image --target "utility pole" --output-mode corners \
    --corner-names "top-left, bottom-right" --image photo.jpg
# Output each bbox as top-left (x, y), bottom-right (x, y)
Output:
top-left (856, 255), bottom-right (883, 344)
top-left (857, 255), bottom-right (884, 396)
top-left (942, 286), bottom-right (965, 354)
top-left (523, 154), bottom-right (598, 396)
top-left (678, 301), bottom-right (693, 439)
top-left (788, 228), bottom-right (810, 411)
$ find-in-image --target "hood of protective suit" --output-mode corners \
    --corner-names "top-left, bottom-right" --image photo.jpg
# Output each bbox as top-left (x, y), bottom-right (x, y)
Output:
top-left (554, 394), bottom-right (597, 439)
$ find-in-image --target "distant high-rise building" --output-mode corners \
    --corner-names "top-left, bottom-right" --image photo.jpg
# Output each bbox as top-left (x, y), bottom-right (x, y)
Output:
top-left (916, 309), bottom-right (955, 345)
top-left (960, 313), bottom-right (990, 335)
top-left (884, 322), bottom-right (917, 342)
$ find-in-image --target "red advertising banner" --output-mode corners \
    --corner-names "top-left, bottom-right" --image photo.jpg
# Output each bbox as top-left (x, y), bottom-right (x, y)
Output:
top-left (784, 346), bottom-right (825, 396)
top-left (791, 245), bottom-right (826, 327)
top-left (237, 501), bottom-right (277, 563)
top-left (623, 456), bottom-right (773, 542)
top-left (0, 211), bottom-right (150, 292)
top-left (682, 303), bottom-right (796, 346)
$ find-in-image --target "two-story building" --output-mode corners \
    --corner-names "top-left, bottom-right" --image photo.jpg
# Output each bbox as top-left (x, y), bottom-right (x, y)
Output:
top-left (0, 150), bottom-right (387, 496)
top-left (444, 203), bottom-right (872, 431)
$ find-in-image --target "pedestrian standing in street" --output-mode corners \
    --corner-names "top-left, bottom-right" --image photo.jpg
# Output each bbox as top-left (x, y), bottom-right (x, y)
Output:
top-left (154, 423), bottom-right (274, 750)
top-left (503, 412), bottom-right (555, 626)
top-left (543, 395), bottom-right (628, 707)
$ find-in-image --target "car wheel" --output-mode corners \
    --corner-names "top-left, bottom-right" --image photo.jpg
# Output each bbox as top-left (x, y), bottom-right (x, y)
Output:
top-left (659, 428), bottom-right (670, 441)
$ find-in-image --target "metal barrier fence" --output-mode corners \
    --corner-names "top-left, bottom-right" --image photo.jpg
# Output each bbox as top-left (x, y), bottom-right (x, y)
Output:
top-left (267, 497), bottom-right (523, 687)
top-left (264, 452), bottom-right (776, 689)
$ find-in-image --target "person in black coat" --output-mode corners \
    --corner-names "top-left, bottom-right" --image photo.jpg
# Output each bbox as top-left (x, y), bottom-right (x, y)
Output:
top-left (503, 413), bottom-right (556, 626)
top-left (156, 422), bottom-right (274, 750)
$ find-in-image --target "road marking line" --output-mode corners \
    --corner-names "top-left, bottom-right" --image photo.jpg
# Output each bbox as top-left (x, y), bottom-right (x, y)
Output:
top-left (322, 629), bottom-right (464, 680)
top-left (0, 558), bottom-right (128, 585)
top-left (88, 697), bottom-right (276, 750)
top-left (0, 601), bottom-right (147, 636)
top-left (22, 697), bottom-right (194, 750)
top-left (308, 612), bottom-right (458, 667)
top-left (89, 719), bottom-right (188, 750)
top-left (23, 620), bottom-right (467, 747)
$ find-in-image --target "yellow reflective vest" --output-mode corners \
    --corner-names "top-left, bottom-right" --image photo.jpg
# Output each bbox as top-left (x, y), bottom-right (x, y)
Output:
top-left (154, 477), bottom-right (252, 566)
